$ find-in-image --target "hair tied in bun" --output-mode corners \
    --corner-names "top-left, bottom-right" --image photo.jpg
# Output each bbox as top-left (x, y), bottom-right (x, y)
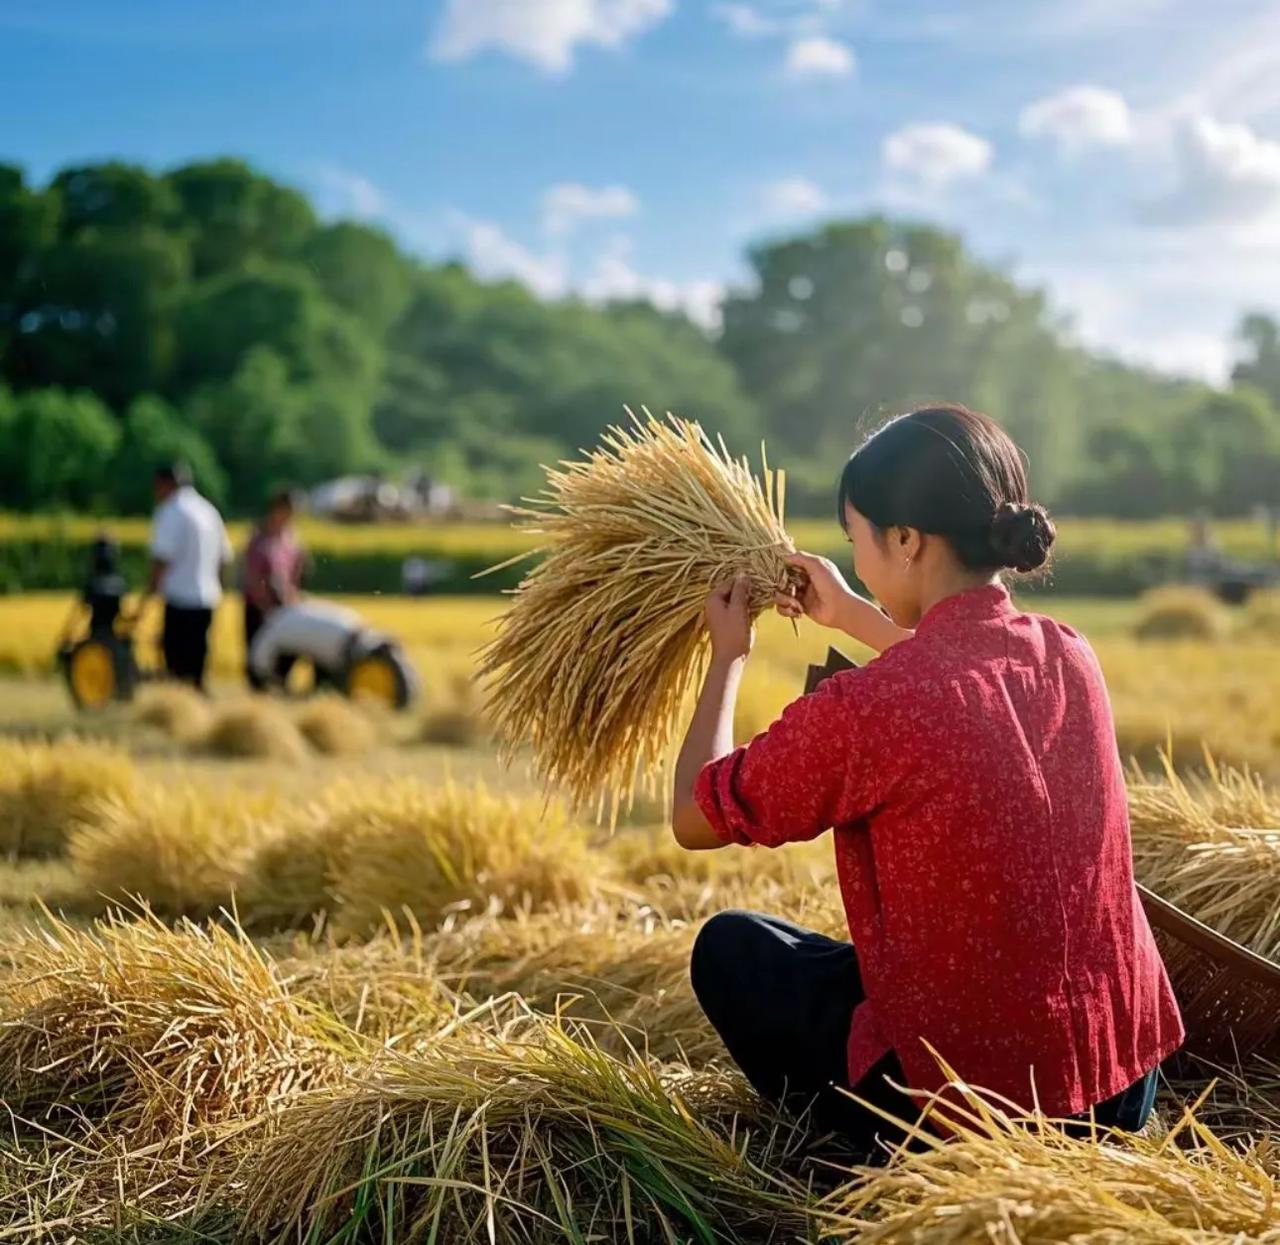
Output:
top-left (989, 501), bottom-right (1056, 573)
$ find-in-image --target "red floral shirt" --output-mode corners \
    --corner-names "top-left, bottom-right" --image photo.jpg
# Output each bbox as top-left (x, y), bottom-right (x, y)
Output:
top-left (695, 583), bottom-right (1183, 1116)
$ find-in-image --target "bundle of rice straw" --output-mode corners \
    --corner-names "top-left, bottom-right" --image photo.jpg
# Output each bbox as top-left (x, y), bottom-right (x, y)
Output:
top-left (132, 683), bottom-right (213, 744)
top-left (1129, 758), bottom-right (1280, 962)
top-left (234, 1019), bottom-right (809, 1245)
top-left (479, 410), bottom-right (795, 818)
top-left (293, 694), bottom-right (377, 755)
top-left (0, 737), bottom-right (139, 857)
top-left (0, 908), bottom-right (337, 1143)
top-left (821, 1078), bottom-right (1280, 1244)
top-left (67, 785), bottom-right (279, 918)
top-left (329, 780), bottom-right (598, 936)
top-left (202, 700), bottom-right (310, 763)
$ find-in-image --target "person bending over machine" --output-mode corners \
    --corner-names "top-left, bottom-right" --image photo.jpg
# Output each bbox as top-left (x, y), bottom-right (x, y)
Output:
top-left (246, 598), bottom-right (419, 710)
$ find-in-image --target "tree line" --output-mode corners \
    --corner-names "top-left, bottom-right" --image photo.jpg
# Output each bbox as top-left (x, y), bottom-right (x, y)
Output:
top-left (1, 158), bottom-right (1278, 519)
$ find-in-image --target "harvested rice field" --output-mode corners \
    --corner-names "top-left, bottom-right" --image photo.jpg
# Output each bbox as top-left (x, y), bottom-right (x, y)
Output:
top-left (1, 581), bottom-right (1279, 1241)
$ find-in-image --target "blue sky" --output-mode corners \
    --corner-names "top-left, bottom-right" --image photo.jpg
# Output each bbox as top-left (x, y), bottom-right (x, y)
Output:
top-left (4, 0), bottom-right (1280, 381)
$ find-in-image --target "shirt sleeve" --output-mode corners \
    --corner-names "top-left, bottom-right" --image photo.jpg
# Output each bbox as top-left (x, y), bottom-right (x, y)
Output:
top-left (694, 670), bottom-right (888, 848)
top-left (150, 506), bottom-right (178, 562)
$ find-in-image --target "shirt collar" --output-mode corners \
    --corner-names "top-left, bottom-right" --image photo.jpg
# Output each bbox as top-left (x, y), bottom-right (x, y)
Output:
top-left (914, 582), bottom-right (1016, 635)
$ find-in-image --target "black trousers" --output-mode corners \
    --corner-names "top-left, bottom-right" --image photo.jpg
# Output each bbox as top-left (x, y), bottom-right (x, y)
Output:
top-left (162, 604), bottom-right (213, 690)
top-left (690, 910), bottom-right (1159, 1156)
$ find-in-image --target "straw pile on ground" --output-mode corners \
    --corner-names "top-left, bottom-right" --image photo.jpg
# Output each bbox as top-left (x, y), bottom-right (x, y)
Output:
top-left (236, 1020), bottom-right (809, 1245)
top-left (67, 785), bottom-right (280, 917)
top-left (292, 694), bottom-right (378, 755)
top-left (237, 780), bottom-right (606, 934)
top-left (0, 909), bottom-right (337, 1143)
top-left (1133, 585), bottom-right (1232, 641)
top-left (131, 682), bottom-right (213, 743)
top-left (0, 737), bottom-right (138, 857)
top-left (202, 699), bottom-right (310, 762)
top-left (330, 781), bottom-right (599, 935)
top-left (1130, 758), bottom-right (1280, 961)
top-left (823, 1087), bottom-right (1280, 1244)
top-left (479, 410), bottom-right (797, 817)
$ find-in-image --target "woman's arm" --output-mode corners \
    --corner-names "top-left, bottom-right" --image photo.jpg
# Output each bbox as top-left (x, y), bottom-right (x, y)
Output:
top-left (778, 551), bottom-right (912, 652)
top-left (671, 575), bottom-right (752, 850)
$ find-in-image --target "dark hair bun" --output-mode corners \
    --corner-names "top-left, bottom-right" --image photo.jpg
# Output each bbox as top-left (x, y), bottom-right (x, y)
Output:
top-left (989, 502), bottom-right (1056, 573)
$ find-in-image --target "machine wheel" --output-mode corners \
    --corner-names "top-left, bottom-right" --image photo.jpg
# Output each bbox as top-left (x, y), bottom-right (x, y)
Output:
top-left (343, 643), bottom-right (415, 711)
top-left (61, 635), bottom-right (138, 711)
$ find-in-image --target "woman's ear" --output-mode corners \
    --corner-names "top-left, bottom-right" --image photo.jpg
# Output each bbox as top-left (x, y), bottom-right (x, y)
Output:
top-left (895, 526), bottom-right (924, 565)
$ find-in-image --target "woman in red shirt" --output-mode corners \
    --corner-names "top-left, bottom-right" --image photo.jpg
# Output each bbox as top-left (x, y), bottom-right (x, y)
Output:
top-left (671, 404), bottom-right (1182, 1152)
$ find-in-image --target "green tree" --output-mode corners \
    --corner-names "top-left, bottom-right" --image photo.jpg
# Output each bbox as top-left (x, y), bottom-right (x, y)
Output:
top-left (9, 226), bottom-right (189, 404)
top-left (1, 387), bottom-right (120, 510)
top-left (111, 394), bottom-right (227, 513)
top-left (187, 348), bottom-right (303, 511)
top-left (1173, 385), bottom-right (1280, 514)
top-left (298, 222), bottom-right (412, 334)
top-left (1233, 313), bottom-right (1280, 411)
top-left (720, 218), bottom-right (1109, 508)
top-left (291, 384), bottom-right (382, 483)
top-left (51, 162), bottom-right (177, 237)
top-left (165, 158), bottom-right (315, 277)
top-left (173, 262), bottom-right (380, 396)
top-left (0, 165), bottom-right (58, 296)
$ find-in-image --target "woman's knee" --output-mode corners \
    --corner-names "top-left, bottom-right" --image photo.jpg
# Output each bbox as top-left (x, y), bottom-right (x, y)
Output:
top-left (690, 909), bottom-right (758, 1005)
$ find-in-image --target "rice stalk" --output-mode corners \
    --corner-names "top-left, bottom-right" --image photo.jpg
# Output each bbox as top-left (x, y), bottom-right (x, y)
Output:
top-left (201, 700), bottom-right (309, 763)
top-left (329, 781), bottom-right (604, 937)
top-left (0, 907), bottom-right (339, 1145)
top-left (131, 685), bottom-right (213, 745)
top-left (821, 1079), bottom-right (1280, 1243)
top-left (66, 786), bottom-right (279, 918)
top-left (235, 1019), bottom-right (811, 1244)
top-left (293, 694), bottom-right (378, 756)
top-left (0, 738), bottom-right (139, 858)
top-left (1129, 758), bottom-right (1280, 961)
top-left (478, 410), bottom-right (796, 819)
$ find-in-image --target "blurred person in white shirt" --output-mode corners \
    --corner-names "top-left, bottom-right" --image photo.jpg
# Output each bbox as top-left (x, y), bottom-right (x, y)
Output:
top-left (144, 463), bottom-right (231, 690)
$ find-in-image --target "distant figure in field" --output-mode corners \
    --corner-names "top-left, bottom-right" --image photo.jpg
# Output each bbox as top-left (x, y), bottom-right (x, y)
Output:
top-left (243, 489), bottom-right (307, 690)
top-left (145, 464), bottom-right (231, 691)
top-left (57, 534), bottom-right (127, 646)
top-left (1186, 513), bottom-right (1225, 586)
top-left (248, 598), bottom-right (370, 689)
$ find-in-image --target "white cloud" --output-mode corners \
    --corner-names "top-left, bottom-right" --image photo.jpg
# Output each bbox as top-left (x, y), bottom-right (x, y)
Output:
top-left (712, 3), bottom-right (778, 38)
top-left (453, 219), bottom-right (721, 328)
top-left (430, 0), bottom-right (673, 74)
top-left (458, 217), bottom-right (567, 298)
top-left (785, 35), bottom-right (854, 77)
top-left (1019, 85), bottom-right (1133, 152)
top-left (882, 123), bottom-right (993, 185)
top-left (542, 182), bottom-right (639, 235)
top-left (582, 243), bottom-right (724, 329)
top-left (311, 165), bottom-right (386, 220)
top-left (1145, 113), bottom-right (1280, 226)
top-left (761, 177), bottom-right (829, 217)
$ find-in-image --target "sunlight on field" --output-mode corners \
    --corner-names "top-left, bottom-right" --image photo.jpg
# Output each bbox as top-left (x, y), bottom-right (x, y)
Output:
top-left (2, 510), bottom-right (1272, 561)
top-left (2, 589), bottom-right (1280, 1240)
top-left (2, 590), bottom-right (1277, 778)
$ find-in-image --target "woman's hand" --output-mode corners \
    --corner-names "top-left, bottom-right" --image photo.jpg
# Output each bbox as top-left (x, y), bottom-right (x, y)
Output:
top-left (776, 552), bottom-right (855, 630)
top-left (705, 574), bottom-right (754, 663)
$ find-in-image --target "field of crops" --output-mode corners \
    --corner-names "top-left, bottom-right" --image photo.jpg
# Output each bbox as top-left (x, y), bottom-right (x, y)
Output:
top-left (4, 589), bottom-right (1280, 774)
top-left (1, 589), bottom-right (1279, 1241)
top-left (4, 511), bottom-right (1278, 597)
